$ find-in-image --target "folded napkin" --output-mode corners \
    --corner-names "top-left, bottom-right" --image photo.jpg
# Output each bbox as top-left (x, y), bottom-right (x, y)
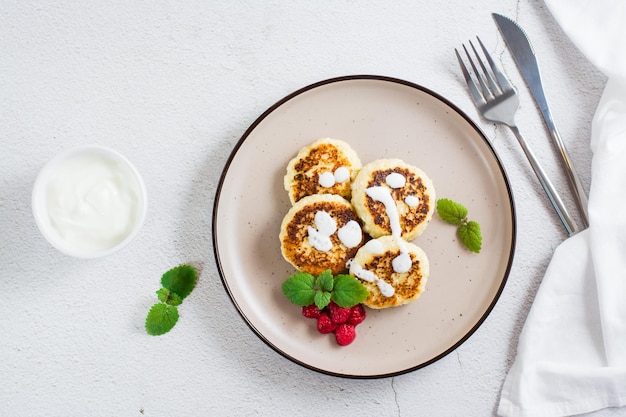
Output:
top-left (498, 1), bottom-right (626, 416)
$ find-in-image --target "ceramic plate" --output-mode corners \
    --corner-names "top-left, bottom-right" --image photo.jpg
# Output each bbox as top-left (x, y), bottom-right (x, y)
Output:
top-left (213, 75), bottom-right (516, 378)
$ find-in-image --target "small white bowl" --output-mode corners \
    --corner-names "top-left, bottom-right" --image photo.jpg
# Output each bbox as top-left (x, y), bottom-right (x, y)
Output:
top-left (32, 145), bottom-right (147, 258)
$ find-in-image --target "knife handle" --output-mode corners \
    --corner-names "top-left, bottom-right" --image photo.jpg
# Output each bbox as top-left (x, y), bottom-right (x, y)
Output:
top-left (508, 125), bottom-right (579, 236)
top-left (542, 110), bottom-right (590, 227)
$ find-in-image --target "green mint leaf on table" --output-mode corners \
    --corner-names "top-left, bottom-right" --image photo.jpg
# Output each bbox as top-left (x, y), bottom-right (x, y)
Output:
top-left (282, 270), bottom-right (369, 310)
top-left (436, 198), bottom-right (468, 225)
top-left (156, 288), bottom-right (182, 306)
top-left (145, 303), bottom-right (179, 336)
top-left (316, 269), bottom-right (334, 292)
top-left (436, 198), bottom-right (483, 253)
top-left (457, 220), bottom-right (482, 253)
top-left (156, 287), bottom-right (168, 303)
top-left (281, 272), bottom-right (316, 306)
top-left (146, 264), bottom-right (198, 336)
top-left (161, 264), bottom-right (197, 301)
top-left (314, 291), bottom-right (332, 310)
top-left (330, 274), bottom-right (370, 308)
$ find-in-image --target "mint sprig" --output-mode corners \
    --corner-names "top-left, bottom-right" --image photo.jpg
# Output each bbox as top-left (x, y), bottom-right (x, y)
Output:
top-left (436, 199), bottom-right (468, 225)
top-left (146, 303), bottom-right (180, 336)
top-left (457, 220), bottom-right (482, 253)
top-left (282, 269), bottom-right (369, 309)
top-left (281, 272), bottom-right (316, 306)
top-left (156, 288), bottom-right (182, 306)
top-left (146, 264), bottom-right (198, 336)
top-left (331, 274), bottom-right (370, 307)
top-left (437, 198), bottom-right (482, 253)
top-left (161, 265), bottom-right (197, 300)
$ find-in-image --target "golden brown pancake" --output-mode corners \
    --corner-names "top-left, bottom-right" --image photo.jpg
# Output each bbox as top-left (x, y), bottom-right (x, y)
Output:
top-left (279, 194), bottom-right (364, 275)
top-left (349, 235), bottom-right (429, 309)
top-left (351, 158), bottom-right (435, 240)
top-left (284, 138), bottom-right (362, 205)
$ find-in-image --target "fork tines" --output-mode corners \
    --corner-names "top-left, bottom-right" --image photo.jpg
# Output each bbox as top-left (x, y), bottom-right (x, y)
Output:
top-left (455, 37), bottom-right (514, 105)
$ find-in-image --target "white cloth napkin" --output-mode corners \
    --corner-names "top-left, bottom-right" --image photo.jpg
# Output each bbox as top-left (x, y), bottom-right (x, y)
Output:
top-left (498, 1), bottom-right (626, 416)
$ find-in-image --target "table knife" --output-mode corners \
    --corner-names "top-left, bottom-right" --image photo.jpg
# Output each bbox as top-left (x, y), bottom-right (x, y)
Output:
top-left (493, 12), bottom-right (589, 228)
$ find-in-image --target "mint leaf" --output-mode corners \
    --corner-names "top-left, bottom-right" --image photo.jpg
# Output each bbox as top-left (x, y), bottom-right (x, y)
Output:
top-left (458, 220), bottom-right (482, 253)
top-left (156, 288), bottom-right (169, 303)
top-left (161, 265), bottom-right (197, 301)
top-left (156, 288), bottom-right (182, 306)
top-left (437, 197), bottom-right (483, 254)
top-left (331, 274), bottom-right (370, 308)
top-left (437, 198), bottom-right (468, 225)
top-left (282, 270), bottom-right (369, 309)
top-left (145, 303), bottom-right (179, 336)
top-left (281, 272), bottom-right (316, 306)
top-left (314, 290), bottom-right (332, 310)
top-left (166, 292), bottom-right (183, 306)
top-left (146, 264), bottom-right (198, 336)
top-left (316, 269), bottom-right (334, 292)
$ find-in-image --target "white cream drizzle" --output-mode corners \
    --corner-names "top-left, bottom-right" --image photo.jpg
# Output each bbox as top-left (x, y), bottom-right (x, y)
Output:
top-left (307, 211), bottom-right (336, 251)
top-left (348, 259), bottom-right (395, 297)
top-left (366, 186), bottom-right (402, 237)
top-left (318, 166), bottom-right (350, 188)
top-left (385, 172), bottom-right (406, 188)
top-left (376, 279), bottom-right (396, 297)
top-left (351, 172), bottom-right (416, 298)
top-left (337, 220), bottom-right (362, 248)
top-left (308, 210), bottom-right (362, 252)
top-left (392, 252), bottom-right (412, 273)
top-left (318, 171), bottom-right (335, 188)
top-left (307, 226), bottom-right (332, 252)
top-left (405, 195), bottom-right (419, 207)
top-left (314, 210), bottom-right (336, 236)
top-left (334, 166), bottom-right (350, 183)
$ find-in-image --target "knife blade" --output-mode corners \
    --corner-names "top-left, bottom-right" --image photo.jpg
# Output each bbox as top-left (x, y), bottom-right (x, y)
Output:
top-left (493, 12), bottom-right (589, 227)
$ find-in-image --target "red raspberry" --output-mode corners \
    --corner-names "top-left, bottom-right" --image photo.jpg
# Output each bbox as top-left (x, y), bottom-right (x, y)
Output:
top-left (328, 302), bottom-right (351, 324)
top-left (301, 304), bottom-right (321, 319)
top-left (334, 323), bottom-right (356, 346)
top-left (316, 312), bottom-right (337, 334)
top-left (346, 304), bottom-right (366, 326)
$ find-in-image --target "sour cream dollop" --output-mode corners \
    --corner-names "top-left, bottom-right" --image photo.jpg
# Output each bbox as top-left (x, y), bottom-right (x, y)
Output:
top-left (35, 147), bottom-right (146, 257)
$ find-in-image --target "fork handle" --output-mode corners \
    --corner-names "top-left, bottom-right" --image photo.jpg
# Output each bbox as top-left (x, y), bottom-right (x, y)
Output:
top-left (508, 125), bottom-right (579, 236)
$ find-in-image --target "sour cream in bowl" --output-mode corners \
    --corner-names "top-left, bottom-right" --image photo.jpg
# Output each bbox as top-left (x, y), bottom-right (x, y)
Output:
top-left (32, 145), bottom-right (147, 258)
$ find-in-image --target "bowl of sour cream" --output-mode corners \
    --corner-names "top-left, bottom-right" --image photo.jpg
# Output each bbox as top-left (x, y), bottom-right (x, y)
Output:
top-left (32, 145), bottom-right (147, 258)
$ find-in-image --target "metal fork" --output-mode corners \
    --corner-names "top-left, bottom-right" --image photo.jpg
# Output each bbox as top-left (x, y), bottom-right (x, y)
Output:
top-left (455, 37), bottom-right (578, 236)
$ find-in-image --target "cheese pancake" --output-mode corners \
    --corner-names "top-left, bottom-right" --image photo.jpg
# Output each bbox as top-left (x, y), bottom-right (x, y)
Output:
top-left (351, 158), bottom-right (435, 240)
top-left (284, 138), bottom-right (362, 205)
top-left (279, 194), bottom-right (364, 275)
top-left (349, 236), bottom-right (429, 309)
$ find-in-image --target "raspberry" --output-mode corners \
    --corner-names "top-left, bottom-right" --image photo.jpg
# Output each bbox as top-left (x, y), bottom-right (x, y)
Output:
top-left (316, 312), bottom-right (337, 334)
top-left (334, 323), bottom-right (356, 346)
top-left (301, 304), bottom-right (321, 319)
top-left (346, 304), bottom-right (366, 326)
top-left (328, 302), bottom-right (351, 324)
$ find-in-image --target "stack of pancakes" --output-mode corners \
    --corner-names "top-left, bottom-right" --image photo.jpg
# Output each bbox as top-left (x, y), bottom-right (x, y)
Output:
top-left (279, 138), bottom-right (435, 309)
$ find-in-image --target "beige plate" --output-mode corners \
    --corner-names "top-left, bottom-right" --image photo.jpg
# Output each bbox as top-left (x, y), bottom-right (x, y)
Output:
top-left (213, 75), bottom-right (516, 378)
